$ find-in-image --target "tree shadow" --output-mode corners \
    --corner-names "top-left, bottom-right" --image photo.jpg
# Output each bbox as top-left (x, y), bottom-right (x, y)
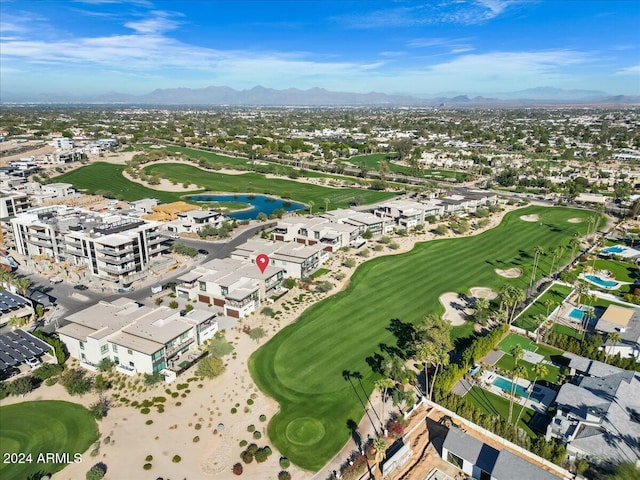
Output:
top-left (387, 318), bottom-right (416, 356)
top-left (346, 418), bottom-right (362, 450)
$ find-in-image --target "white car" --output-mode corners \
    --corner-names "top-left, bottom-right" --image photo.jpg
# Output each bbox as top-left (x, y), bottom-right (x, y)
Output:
top-left (25, 357), bottom-right (41, 368)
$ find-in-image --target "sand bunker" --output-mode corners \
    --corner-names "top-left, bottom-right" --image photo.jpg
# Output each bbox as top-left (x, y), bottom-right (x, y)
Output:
top-left (439, 292), bottom-right (471, 326)
top-left (520, 214), bottom-right (540, 222)
top-left (568, 217), bottom-right (583, 223)
top-left (495, 267), bottom-right (522, 278)
top-left (470, 287), bottom-right (498, 300)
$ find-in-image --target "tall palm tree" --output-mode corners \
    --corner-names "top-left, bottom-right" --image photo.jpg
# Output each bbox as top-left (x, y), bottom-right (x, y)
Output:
top-left (307, 200), bottom-right (315, 215)
top-left (509, 288), bottom-right (525, 324)
top-left (13, 277), bottom-right (31, 297)
top-left (569, 235), bottom-right (582, 261)
top-left (373, 438), bottom-right (387, 478)
top-left (510, 344), bottom-right (524, 367)
top-left (605, 332), bottom-right (622, 364)
top-left (508, 364), bottom-right (528, 424)
top-left (323, 197), bottom-right (330, 213)
top-left (374, 378), bottom-right (394, 430)
top-left (530, 245), bottom-right (545, 288)
top-left (514, 363), bottom-right (548, 426)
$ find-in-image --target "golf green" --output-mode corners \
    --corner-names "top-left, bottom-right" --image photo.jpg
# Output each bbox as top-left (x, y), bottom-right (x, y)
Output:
top-left (249, 206), bottom-right (597, 471)
top-left (0, 400), bottom-right (99, 480)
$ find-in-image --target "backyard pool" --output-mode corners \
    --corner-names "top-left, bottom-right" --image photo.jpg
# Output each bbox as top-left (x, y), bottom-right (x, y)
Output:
top-left (567, 305), bottom-right (595, 322)
top-left (187, 194), bottom-right (305, 220)
top-left (601, 245), bottom-right (627, 255)
top-left (492, 376), bottom-right (545, 402)
top-left (584, 274), bottom-right (620, 289)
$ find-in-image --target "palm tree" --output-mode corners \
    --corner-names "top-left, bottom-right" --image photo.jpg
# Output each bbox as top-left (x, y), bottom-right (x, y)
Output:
top-left (514, 362), bottom-right (548, 427)
top-left (373, 437), bottom-right (387, 478)
top-left (307, 200), bottom-right (314, 215)
top-left (508, 364), bottom-right (528, 424)
top-left (428, 349), bottom-right (450, 402)
top-left (530, 245), bottom-right (545, 288)
top-left (509, 288), bottom-right (525, 324)
top-left (605, 332), bottom-right (622, 364)
top-left (510, 344), bottom-right (524, 367)
top-left (323, 197), bottom-right (330, 213)
top-left (374, 378), bottom-right (394, 430)
top-left (569, 235), bottom-right (582, 261)
top-left (13, 277), bottom-right (31, 297)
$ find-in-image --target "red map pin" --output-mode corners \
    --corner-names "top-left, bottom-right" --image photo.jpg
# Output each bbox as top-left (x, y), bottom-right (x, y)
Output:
top-left (256, 254), bottom-right (270, 274)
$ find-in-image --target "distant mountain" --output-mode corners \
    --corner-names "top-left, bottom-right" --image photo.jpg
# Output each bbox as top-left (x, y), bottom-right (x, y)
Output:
top-left (2, 85), bottom-right (638, 106)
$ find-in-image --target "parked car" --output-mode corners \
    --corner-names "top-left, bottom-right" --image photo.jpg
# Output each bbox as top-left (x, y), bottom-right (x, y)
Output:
top-left (198, 249), bottom-right (209, 255)
top-left (25, 357), bottom-right (41, 368)
top-left (0, 367), bottom-right (20, 380)
top-left (49, 276), bottom-right (63, 284)
top-left (73, 284), bottom-right (88, 290)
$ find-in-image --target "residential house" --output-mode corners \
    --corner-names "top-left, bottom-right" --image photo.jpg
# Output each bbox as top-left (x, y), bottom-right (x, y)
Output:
top-left (442, 427), bottom-right (562, 480)
top-left (593, 304), bottom-right (640, 359)
top-left (272, 217), bottom-right (359, 252)
top-left (175, 257), bottom-right (285, 318)
top-left (57, 298), bottom-right (218, 376)
top-left (231, 238), bottom-right (327, 279)
top-left (546, 357), bottom-right (640, 464)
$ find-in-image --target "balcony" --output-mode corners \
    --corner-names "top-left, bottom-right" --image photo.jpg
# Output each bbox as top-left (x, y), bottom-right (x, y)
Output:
top-left (99, 263), bottom-right (136, 274)
top-left (116, 363), bottom-right (137, 376)
top-left (226, 297), bottom-right (257, 309)
top-left (66, 245), bottom-right (84, 256)
top-left (147, 235), bottom-right (164, 246)
top-left (165, 337), bottom-right (195, 358)
top-left (97, 252), bottom-right (135, 263)
top-left (96, 244), bottom-right (134, 255)
top-left (28, 237), bottom-right (54, 248)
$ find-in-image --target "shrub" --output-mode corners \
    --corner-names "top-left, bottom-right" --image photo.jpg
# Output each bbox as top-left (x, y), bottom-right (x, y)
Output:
top-left (32, 363), bottom-right (63, 381)
top-left (197, 355), bottom-right (226, 378)
top-left (278, 471), bottom-right (291, 480)
top-left (239, 440), bottom-right (248, 447)
top-left (86, 463), bottom-right (107, 480)
top-left (261, 307), bottom-right (275, 317)
top-left (283, 277), bottom-right (296, 289)
top-left (169, 300), bottom-right (179, 309)
top-left (342, 258), bottom-right (356, 268)
top-left (279, 457), bottom-right (290, 468)
top-left (241, 450), bottom-right (254, 464)
top-left (145, 455), bottom-right (153, 462)
top-left (233, 462), bottom-right (243, 475)
top-left (193, 436), bottom-right (200, 442)
top-left (252, 431), bottom-right (261, 439)
top-left (60, 368), bottom-right (92, 396)
top-left (254, 446), bottom-right (271, 463)
top-left (6, 376), bottom-right (34, 397)
top-left (144, 371), bottom-right (163, 385)
top-left (208, 333), bottom-right (234, 358)
top-left (32, 330), bottom-right (67, 364)
top-left (247, 326), bottom-right (267, 343)
top-left (143, 463), bottom-right (152, 470)
top-left (259, 414), bottom-right (267, 422)
top-left (172, 455), bottom-right (181, 463)
top-left (389, 242), bottom-right (400, 250)
top-left (315, 281), bottom-right (333, 293)
top-left (89, 397), bottom-right (110, 419)
top-left (97, 358), bottom-right (115, 372)
top-left (145, 420), bottom-right (153, 425)
top-left (247, 424), bottom-right (255, 432)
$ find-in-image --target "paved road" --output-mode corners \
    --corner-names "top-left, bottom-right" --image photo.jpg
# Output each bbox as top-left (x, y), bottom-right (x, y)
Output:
top-left (17, 222), bottom-right (272, 334)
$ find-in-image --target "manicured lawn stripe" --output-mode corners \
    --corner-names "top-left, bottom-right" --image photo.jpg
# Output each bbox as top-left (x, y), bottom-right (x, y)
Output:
top-left (0, 401), bottom-right (98, 480)
top-left (250, 206), bottom-right (597, 470)
top-left (552, 323), bottom-right (582, 339)
top-left (494, 355), bottom-right (561, 383)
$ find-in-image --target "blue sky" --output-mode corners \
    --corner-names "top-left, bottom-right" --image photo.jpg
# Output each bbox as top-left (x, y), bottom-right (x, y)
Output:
top-left (1, 0), bottom-right (639, 97)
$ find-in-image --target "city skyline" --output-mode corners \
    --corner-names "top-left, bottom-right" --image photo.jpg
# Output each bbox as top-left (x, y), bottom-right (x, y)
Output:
top-left (1, 0), bottom-right (639, 99)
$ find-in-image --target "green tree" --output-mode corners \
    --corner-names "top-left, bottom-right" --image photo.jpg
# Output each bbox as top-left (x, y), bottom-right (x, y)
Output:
top-left (508, 364), bottom-right (527, 423)
top-left (7, 376), bottom-right (34, 397)
top-left (514, 363), bottom-right (548, 426)
top-left (196, 355), bottom-right (225, 379)
top-left (208, 333), bottom-right (234, 358)
top-left (248, 326), bottom-right (267, 343)
top-left (605, 332), bottom-right (622, 364)
top-left (60, 368), bottom-right (92, 396)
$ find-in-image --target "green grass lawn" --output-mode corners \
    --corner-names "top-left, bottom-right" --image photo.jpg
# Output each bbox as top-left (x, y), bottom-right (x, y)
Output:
top-left (310, 268), bottom-right (330, 279)
top-left (498, 333), bottom-right (537, 353)
top-left (53, 162), bottom-right (398, 209)
top-left (552, 323), bottom-right (581, 339)
top-left (0, 400), bottom-right (99, 480)
top-left (513, 283), bottom-right (574, 331)
top-left (587, 258), bottom-right (639, 283)
top-left (464, 386), bottom-right (536, 437)
top-left (343, 154), bottom-right (466, 181)
top-left (249, 206), bottom-right (596, 470)
top-left (494, 354), bottom-right (561, 383)
top-left (142, 163), bottom-right (397, 210)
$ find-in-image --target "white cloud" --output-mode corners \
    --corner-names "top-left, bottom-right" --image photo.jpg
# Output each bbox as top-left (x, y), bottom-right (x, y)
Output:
top-left (615, 65), bottom-right (640, 75)
top-left (124, 10), bottom-right (183, 34)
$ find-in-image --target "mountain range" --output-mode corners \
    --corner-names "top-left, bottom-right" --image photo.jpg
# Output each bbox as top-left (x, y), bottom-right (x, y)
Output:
top-left (2, 85), bottom-right (638, 106)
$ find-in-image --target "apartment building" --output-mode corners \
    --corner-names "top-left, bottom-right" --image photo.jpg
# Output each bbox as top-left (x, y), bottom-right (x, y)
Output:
top-left (57, 298), bottom-right (218, 376)
top-left (272, 217), bottom-right (360, 252)
top-left (176, 257), bottom-right (285, 318)
top-left (11, 206), bottom-right (167, 285)
top-left (231, 238), bottom-right (327, 279)
top-left (321, 209), bottom-right (389, 237)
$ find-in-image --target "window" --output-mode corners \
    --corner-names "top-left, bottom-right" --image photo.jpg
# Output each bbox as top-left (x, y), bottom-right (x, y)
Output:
top-left (127, 349), bottom-right (133, 355)
top-left (79, 342), bottom-right (85, 350)
top-left (100, 344), bottom-right (108, 354)
top-left (152, 350), bottom-right (164, 362)
top-left (179, 332), bottom-right (189, 342)
top-left (112, 344), bottom-right (118, 353)
top-left (199, 281), bottom-right (206, 291)
top-left (447, 452), bottom-right (464, 469)
top-left (221, 287), bottom-right (228, 295)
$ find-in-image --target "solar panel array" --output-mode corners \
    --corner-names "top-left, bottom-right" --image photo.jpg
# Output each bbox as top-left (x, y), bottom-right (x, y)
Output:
top-left (0, 330), bottom-right (50, 371)
top-left (0, 290), bottom-right (28, 314)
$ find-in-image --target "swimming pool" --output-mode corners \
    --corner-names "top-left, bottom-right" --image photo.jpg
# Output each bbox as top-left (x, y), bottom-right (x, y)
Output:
top-left (568, 308), bottom-right (584, 322)
top-left (584, 274), bottom-right (619, 289)
top-left (492, 376), bottom-right (545, 402)
top-left (601, 245), bottom-right (626, 255)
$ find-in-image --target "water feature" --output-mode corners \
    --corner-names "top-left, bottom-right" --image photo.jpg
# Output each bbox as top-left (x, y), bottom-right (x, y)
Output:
top-left (601, 245), bottom-right (627, 255)
top-left (584, 274), bottom-right (619, 289)
top-left (187, 194), bottom-right (305, 220)
top-left (492, 376), bottom-right (545, 402)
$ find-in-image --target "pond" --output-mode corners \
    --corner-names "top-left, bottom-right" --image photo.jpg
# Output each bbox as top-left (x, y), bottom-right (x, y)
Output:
top-left (186, 194), bottom-right (306, 220)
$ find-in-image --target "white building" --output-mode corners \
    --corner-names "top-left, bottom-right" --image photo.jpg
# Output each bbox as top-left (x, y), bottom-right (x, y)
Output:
top-left (57, 298), bottom-right (218, 376)
top-left (51, 137), bottom-right (74, 150)
top-left (231, 238), bottom-right (328, 279)
top-left (11, 206), bottom-right (167, 285)
top-left (176, 257), bottom-right (285, 318)
top-left (272, 217), bottom-right (359, 252)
